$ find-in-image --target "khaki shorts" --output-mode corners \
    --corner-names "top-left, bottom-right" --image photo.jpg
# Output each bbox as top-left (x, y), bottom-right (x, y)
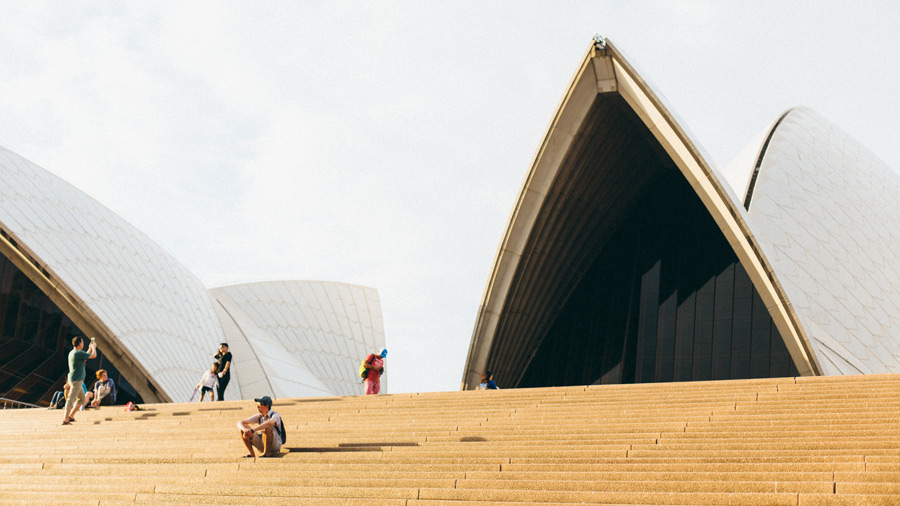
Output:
top-left (250, 429), bottom-right (282, 454)
top-left (65, 380), bottom-right (86, 412)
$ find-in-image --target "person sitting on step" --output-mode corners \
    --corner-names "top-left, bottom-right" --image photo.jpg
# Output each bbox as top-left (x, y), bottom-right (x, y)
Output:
top-left (478, 370), bottom-right (499, 390)
top-left (237, 396), bottom-right (284, 458)
top-left (90, 369), bottom-right (117, 407)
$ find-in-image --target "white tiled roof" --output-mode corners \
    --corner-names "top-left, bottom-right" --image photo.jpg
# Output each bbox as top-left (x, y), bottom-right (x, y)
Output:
top-left (0, 145), bottom-right (225, 400)
top-left (210, 280), bottom-right (386, 397)
top-left (741, 107), bottom-right (900, 375)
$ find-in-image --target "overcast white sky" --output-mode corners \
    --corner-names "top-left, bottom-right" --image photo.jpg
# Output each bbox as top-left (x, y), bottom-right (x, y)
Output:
top-left (1, 2), bottom-right (898, 394)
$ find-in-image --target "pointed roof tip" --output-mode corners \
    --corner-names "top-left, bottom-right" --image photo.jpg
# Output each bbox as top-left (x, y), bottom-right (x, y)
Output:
top-left (592, 34), bottom-right (610, 58)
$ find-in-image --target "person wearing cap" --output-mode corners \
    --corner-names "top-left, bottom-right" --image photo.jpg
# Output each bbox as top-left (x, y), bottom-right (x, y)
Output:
top-left (237, 396), bottom-right (284, 458)
top-left (362, 348), bottom-right (387, 395)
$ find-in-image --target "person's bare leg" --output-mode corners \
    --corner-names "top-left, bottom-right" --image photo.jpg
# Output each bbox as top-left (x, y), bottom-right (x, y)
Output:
top-left (65, 395), bottom-right (81, 422)
top-left (262, 426), bottom-right (274, 456)
top-left (65, 403), bottom-right (77, 421)
top-left (241, 431), bottom-right (256, 457)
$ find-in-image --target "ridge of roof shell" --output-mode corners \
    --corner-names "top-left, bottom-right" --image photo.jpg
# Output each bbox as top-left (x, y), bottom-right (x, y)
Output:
top-left (739, 106), bottom-right (900, 376)
top-left (462, 38), bottom-right (821, 389)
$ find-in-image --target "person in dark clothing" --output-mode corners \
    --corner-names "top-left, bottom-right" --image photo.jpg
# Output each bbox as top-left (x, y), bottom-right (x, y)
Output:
top-left (214, 343), bottom-right (232, 401)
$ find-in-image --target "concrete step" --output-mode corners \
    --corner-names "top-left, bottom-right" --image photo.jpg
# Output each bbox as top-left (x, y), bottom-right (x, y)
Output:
top-left (5, 373), bottom-right (900, 504)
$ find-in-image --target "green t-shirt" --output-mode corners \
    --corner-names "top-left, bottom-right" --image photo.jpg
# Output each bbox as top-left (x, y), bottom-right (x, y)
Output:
top-left (67, 349), bottom-right (92, 382)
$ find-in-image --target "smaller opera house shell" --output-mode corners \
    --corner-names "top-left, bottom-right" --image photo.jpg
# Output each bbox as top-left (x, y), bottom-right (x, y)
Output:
top-left (0, 146), bottom-right (385, 405)
top-left (463, 38), bottom-right (900, 389)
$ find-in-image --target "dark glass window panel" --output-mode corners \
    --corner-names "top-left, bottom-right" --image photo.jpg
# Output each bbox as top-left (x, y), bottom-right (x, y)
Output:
top-left (600, 291), bottom-right (627, 384)
top-left (564, 309), bottom-right (584, 385)
top-left (0, 255), bottom-right (8, 332)
top-left (711, 264), bottom-right (735, 380)
top-left (517, 172), bottom-right (800, 388)
top-left (21, 283), bottom-right (42, 345)
top-left (673, 291), bottom-right (696, 382)
top-left (692, 276), bottom-right (715, 381)
top-left (711, 319), bottom-right (733, 379)
top-left (635, 260), bottom-right (661, 383)
top-left (769, 320), bottom-right (793, 377)
top-left (713, 264), bottom-right (735, 320)
top-left (2, 289), bottom-right (20, 339)
top-left (749, 291), bottom-right (773, 378)
top-left (730, 266), bottom-right (753, 379)
top-left (41, 308), bottom-right (62, 352)
top-left (655, 291), bottom-right (677, 382)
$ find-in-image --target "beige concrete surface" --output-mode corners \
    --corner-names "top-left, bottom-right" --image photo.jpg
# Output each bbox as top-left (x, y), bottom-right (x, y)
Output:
top-left (2, 373), bottom-right (900, 505)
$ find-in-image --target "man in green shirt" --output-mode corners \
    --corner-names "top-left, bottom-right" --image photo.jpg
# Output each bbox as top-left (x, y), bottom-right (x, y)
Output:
top-left (63, 336), bottom-right (96, 425)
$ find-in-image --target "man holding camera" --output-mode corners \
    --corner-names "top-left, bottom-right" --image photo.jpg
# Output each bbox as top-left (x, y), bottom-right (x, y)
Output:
top-left (62, 336), bottom-right (96, 425)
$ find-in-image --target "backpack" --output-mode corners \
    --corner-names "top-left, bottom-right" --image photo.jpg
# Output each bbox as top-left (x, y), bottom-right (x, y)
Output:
top-left (271, 411), bottom-right (287, 443)
top-left (359, 354), bottom-right (374, 379)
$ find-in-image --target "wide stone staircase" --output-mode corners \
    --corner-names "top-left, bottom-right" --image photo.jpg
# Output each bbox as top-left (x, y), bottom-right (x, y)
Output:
top-left (2, 373), bottom-right (900, 505)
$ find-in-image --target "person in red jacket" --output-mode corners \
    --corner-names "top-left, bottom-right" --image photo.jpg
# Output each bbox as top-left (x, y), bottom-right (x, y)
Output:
top-left (363, 348), bottom-right (387, 395)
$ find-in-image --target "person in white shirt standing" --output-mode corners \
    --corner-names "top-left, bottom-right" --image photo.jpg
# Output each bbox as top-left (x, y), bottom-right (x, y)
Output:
top-left (237, 396), bottom-right (284, 458)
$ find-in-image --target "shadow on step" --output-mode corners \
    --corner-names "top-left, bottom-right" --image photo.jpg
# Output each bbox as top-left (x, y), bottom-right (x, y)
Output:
top-left (276, 398), bottom-right (344, 405)
top-left (284, 442), bottom-right (419, 453)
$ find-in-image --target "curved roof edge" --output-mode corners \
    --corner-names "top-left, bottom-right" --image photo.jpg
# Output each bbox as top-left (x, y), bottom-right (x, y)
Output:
top-left (462, 38), bottom-right (822, 389)
top-left (720, 110), bottom-right (792, 207)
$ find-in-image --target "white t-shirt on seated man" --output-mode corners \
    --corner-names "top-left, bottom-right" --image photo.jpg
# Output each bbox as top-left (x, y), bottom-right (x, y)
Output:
top-left (237, 396), bottom-right (283, 458)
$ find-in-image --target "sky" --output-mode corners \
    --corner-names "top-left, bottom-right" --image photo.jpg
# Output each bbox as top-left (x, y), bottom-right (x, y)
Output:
top-left (1, 2), bottom-right (899, 394)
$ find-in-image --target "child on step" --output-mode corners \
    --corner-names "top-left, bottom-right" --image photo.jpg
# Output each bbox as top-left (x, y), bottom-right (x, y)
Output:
top-left (196, 363), bottom-right (219, 402)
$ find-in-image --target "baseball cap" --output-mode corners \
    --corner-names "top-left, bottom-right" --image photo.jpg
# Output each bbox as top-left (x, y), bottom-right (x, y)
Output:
top-left (254, 396), bottom-right (272, 407)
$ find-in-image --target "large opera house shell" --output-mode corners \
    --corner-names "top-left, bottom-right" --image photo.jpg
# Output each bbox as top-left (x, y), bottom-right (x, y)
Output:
top-left (463, 38), bottom-right (900, 389)
top-left (0, 146), bottom-right (385, 405)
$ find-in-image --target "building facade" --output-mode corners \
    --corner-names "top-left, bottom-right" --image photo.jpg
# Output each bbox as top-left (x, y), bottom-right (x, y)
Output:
top-left (463, 38), bottom-right (900, 389)
top-left (0, 146), bottom-right (385, 405)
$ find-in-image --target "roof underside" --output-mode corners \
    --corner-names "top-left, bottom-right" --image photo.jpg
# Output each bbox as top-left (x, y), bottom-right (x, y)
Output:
top-left (463, 39), bottom-right (821, 389)
top-left (484, 93), bottom-right (678, 384)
